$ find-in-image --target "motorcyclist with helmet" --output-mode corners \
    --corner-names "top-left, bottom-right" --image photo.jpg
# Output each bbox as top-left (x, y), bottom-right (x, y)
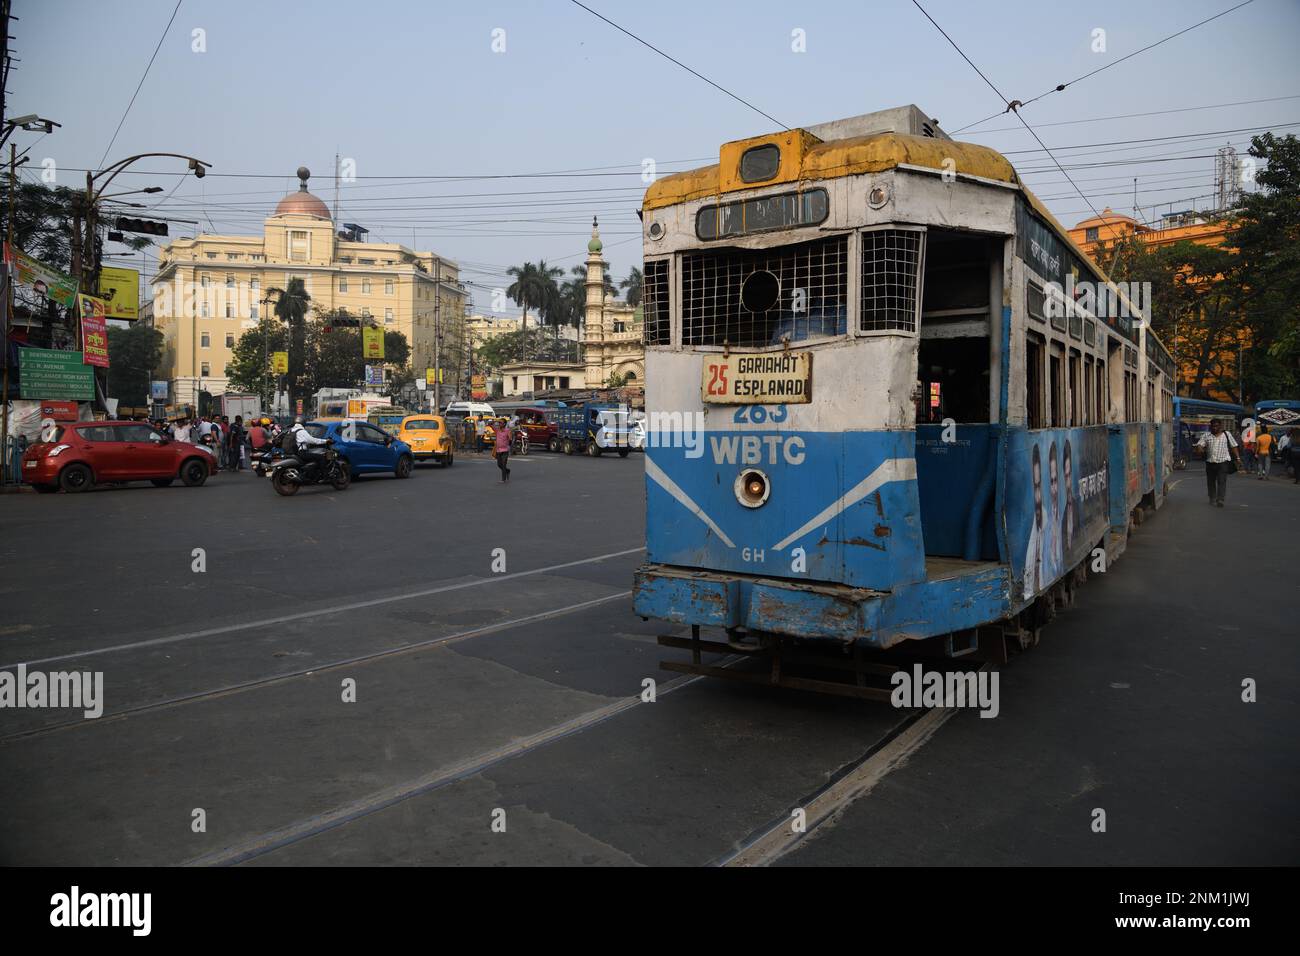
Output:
top-left (289, 418), bottom-right (333, 478)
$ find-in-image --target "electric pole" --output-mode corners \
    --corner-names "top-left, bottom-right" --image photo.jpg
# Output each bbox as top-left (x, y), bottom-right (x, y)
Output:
top-left (433, 259), bottom-right (441, 415)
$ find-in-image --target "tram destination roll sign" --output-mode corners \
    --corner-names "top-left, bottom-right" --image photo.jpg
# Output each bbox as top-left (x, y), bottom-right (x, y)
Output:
top-left (702, 351), bottom-right (811, 404)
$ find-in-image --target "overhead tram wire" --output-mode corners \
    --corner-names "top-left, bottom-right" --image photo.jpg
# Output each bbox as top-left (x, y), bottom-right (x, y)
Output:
top-left (995, 122), bottom-right (1299, 156)
top-left (961, 94), bottom-right (1300, 136)
top-left (951, 0), bottom-right (1258, 134)
top-left (910, 0), bottom-right (1106, 225)
top-left (568, 0), bottom-right (789, 131)
top-left (97, 0), bottom-right (184, 167)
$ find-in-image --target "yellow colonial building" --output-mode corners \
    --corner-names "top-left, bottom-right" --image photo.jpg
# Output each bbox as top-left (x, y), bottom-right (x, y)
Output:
top-left (152, 167), bottom-right (467, 407)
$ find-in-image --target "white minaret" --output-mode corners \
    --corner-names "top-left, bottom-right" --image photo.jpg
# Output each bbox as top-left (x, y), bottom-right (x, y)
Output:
top-left (584, 217), bottom-right (606, 387)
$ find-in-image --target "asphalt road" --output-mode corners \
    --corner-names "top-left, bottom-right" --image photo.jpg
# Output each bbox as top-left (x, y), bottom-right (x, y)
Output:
top-left (0, 454), bottom-right (1295, 866)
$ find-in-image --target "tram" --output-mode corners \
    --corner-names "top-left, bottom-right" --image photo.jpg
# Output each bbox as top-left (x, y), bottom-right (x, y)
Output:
top-left (631, 105), bottom-right (1175, 691)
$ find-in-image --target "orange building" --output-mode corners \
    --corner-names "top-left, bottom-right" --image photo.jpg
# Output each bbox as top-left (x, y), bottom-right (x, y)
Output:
top-left (1068, 206), bottom-right (1232, 257)
top-left (1069, 208), bottom-right (1239, 400)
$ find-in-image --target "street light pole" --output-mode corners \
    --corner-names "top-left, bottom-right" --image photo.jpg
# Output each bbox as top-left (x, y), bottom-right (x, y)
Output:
top-left (434, 260), bottom-right (441, 415)
top-left (74, 153), bottom-right (211, 414)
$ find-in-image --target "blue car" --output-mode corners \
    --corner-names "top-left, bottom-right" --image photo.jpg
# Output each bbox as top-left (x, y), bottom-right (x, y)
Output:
top-left (305, 420), bottom-right (415, 479)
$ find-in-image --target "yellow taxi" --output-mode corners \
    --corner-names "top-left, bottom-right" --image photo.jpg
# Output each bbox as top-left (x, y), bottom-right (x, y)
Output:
top-left (397, 415), bottom-right (454, 467)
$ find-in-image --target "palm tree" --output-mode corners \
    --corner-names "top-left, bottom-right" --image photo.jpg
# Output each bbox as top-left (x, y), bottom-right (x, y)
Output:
top-left (264, 277), bottom-right (311, 414)
top-left (620, 266), bottom-right (643, 307)
top-left (507, 261), bottom-right (562, 380)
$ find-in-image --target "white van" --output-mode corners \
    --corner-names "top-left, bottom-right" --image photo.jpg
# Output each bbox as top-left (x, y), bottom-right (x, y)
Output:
top-left (444, 401), bottom-right (495, 418)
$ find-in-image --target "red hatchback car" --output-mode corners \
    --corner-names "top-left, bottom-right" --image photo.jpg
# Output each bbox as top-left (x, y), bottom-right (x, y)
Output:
top-left (22, 421), bottom-right (216, 493)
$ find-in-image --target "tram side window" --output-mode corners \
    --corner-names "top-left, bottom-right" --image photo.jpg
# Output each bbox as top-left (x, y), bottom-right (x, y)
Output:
top-left (642, 259), bottom-right (671, 346)
top-left (1084, 355), bottom-right (1094, 425)
top-left (1068, 349), bottom-right (1082, 426)
top-left (1049, 342), bottom-right (1065, 427)
top-left (1026, 332), bottom-right (1046, 429)
top-left (1107, 338), bottom-right (1124, 423)
top-left (1096, 358), bottom-right (1106, 423)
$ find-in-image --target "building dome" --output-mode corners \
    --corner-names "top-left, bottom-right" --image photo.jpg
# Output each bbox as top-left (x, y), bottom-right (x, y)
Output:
top-left (273, 166), bottom-right (331, 219)
top-left (587, 216), bottom-right (602, 253)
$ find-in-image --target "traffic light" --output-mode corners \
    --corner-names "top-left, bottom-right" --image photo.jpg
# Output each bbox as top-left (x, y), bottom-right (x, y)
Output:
top-left (114, 217), bottom-right (169, 237)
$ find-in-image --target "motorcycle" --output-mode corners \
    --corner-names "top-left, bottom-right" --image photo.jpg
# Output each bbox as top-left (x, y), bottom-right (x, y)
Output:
top-left (250, 445), bottom-right (283, 477)
top-left (266, 442), bottom-right (350, 496)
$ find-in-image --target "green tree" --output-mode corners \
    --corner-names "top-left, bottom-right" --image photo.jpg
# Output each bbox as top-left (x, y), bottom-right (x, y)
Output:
top-left (105, 323), bottom-right (164, 406)
top-left (0, 180), bottom-right (83, 272)
top-left (620, 266), bottom-right (643, 307)
top-left (1104, 133), bottom-right (1300, 402)
top-left (476, 326), bottom-right (570, 372)
top-left (303, 309), bottom-right (411, 395)
top-left (265, 278), bottom-right (311, 411)
top-left (507, 260), bottom-right (563, 364)
top-left (1107, 237), bottom-right (1246, 400)
top-left (1236, 133), bottom-right (1300, 397)
top-left (224, 317), bottom-right (287, 407)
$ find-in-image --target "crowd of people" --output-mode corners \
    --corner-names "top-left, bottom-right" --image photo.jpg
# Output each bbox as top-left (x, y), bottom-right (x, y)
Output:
top-left (1196, 420), bottom-right (1300, 507)
top-left (142, 414), bottom-right (284, 472)
top-left (1240, 424), bottom-right (1298, 482)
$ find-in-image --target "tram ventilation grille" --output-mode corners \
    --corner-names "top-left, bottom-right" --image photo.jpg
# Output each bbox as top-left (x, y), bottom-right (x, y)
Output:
top-left (861, 229), bottom-right (923, 332)
top-left (643, 259), bottom-right (671, 345)
top-left (681, 235), bottom-right (848, 348)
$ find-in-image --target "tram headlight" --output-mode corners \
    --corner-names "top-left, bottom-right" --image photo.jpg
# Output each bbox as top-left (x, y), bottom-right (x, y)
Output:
top-left (868, 183), bottom-right (890, 209)
top-left (735, 468), bottom-right (771, 508)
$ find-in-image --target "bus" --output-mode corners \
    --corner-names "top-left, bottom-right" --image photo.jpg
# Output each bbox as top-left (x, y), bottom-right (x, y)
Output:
top-left (631, 104), bottom-right (1176, 696)
top-left (1253, 399), bottom-right (1300, 442)
top-left (1172, 397), bottom-right (1244, 465)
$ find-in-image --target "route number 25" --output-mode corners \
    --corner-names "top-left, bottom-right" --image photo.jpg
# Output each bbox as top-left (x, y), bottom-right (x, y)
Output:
top-left (705, 363), bottom-right (729, 397)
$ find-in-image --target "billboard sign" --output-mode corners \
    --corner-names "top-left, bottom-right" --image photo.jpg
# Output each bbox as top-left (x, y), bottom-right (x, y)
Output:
top-left (97, 266), bottom-right (140, 320)
top-left (78, 294), bottom-right (110, 367)
top-left (3, 243), bottom-right (78, 308)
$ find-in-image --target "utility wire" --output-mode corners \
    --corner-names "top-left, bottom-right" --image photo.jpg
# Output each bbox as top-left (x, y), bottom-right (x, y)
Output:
top-left (98, 0), bottom-right (184, 168)
top-left (952, 0), bottom-right (1257, 133)
top-left (568, 0), bottom-right (788, 130)
top-left (964, 94), bottom-right (1300, 135)
top-left (910, 0), bottom-right (1104, 223)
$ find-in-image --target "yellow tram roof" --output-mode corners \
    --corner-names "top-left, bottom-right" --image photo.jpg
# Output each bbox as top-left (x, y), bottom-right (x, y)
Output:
top-left (643, 128), bottom-right (1134, 296)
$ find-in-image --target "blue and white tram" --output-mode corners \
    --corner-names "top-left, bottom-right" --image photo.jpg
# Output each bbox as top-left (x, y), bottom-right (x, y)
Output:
top-left (631, 106), bottom-right (1174, 684)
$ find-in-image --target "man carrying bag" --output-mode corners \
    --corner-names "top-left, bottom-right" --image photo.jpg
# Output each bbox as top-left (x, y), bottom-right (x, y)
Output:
top-left (1196, 418), bottom-right (1240, 508)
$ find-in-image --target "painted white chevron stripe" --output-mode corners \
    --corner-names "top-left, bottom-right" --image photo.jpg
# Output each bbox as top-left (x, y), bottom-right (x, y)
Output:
top-left (773, 457), bottom-right (917, 552)
top-left (645, 455), bottom-right (736, 549)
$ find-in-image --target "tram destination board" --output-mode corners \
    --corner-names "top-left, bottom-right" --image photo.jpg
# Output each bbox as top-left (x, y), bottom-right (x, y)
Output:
top-left (702, 351), bottom-right (812, 404)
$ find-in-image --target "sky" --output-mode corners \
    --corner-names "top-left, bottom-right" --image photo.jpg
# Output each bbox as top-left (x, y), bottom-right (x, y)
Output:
top-left (8, 0), bottom-right (1300, 318)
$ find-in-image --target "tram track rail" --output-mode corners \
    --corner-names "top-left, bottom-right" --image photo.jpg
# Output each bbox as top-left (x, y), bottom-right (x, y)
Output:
top-left (180, 668), bottom-right (723, 867)
top-left (716, 703), bottom-right (958, 867)
top-left (0, 591), bottom-right (633, 745)
top-left (0, 545), bottom-right (646, 671)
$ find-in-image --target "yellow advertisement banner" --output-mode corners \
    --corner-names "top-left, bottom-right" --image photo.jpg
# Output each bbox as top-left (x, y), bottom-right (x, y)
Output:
top-left (271, 351), bottom-right (289, 374)
top-left (97, 266), bottom-right (140, 320)
top-left (362, 327), bottom-right (385, 359)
